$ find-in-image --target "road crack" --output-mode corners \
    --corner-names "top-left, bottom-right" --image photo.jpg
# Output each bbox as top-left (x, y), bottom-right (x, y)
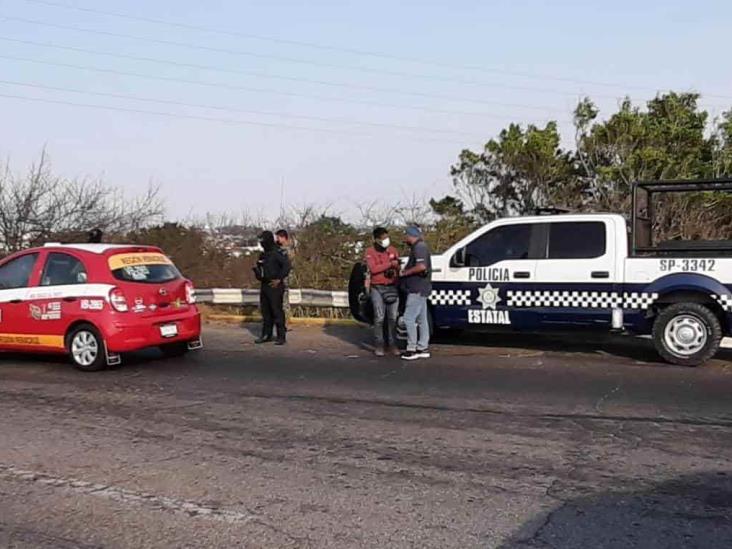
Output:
top-left (594, 378), bottom-right (623, 413)
top-left (0, 464), bottom-right (256, 524)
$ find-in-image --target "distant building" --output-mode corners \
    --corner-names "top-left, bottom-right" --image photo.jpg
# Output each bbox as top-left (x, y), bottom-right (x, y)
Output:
top-left (202, 224), bottom-right (264, 258)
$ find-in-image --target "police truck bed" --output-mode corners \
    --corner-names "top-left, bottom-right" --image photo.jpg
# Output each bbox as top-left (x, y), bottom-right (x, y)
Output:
top-left (631, 178), bottom-right (732, 256)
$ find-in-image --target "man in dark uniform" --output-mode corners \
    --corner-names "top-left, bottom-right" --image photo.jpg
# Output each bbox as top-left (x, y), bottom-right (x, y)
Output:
top-left (253, 231), bottom-right (291, 345)
top-left (275, 229), bottom-right (292, 322)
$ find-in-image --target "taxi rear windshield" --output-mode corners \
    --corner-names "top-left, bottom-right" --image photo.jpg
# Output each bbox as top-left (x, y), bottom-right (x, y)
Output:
top-left (108, 252), bottom-right (181, 283)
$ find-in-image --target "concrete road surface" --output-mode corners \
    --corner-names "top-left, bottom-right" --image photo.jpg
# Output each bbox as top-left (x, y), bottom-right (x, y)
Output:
top-left (1, 323), bottom-right (731, 548)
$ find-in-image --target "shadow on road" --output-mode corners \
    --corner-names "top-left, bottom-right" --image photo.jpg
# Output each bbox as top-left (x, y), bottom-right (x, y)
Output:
top-left (239, 321), bottom-right (261, 339)
top-left (434, 329), bottom-right (664, 363)
top-left (0, 348), bottom-right (179, 372)
top-left (322, 322), bottom-right (374, 351)
top-left (323, 321), bottom-right (732, 365)
top-left (501, 471), bottom-right (732, 548)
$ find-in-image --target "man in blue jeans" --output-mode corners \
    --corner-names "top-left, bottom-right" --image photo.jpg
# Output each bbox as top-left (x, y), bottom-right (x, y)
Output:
top-left (400, 226), bottom-right (432, 361)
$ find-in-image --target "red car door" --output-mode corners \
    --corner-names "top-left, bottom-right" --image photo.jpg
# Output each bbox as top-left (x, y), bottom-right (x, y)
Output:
top-left (0, 252), bottom-right (46, 352)
top-left (24, 251), bottom-right (93, 350)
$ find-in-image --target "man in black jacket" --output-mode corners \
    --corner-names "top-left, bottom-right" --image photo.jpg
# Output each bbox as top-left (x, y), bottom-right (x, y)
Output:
top-left (254, 231), bottom-right (291, 345)
top-left (275, 229), bottom-right (293, 322)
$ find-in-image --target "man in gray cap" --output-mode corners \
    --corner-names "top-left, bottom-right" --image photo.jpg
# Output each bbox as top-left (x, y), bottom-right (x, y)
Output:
top-left (400, 226), bottom-right (432, 360)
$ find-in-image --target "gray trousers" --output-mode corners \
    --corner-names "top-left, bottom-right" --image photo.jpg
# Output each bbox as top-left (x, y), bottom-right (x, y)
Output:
top-left (370, 285), bottom-right (399, 348)
top-left (404, 293), bottom-right (430, 352)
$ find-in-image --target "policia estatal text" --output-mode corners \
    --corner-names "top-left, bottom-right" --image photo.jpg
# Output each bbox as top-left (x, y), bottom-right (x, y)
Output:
top-left (253, 231), bottom-right (292, 345)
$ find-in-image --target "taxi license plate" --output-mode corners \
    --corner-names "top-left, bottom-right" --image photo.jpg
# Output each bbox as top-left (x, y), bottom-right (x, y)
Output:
top-left (160, 324), bottom-right (178, 338)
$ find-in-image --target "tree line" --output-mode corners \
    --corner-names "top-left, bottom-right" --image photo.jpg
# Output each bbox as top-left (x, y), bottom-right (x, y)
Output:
top-left (3, 92), bottom-right (730, 291)
top-left (438, 92), bottom-right (732, 241)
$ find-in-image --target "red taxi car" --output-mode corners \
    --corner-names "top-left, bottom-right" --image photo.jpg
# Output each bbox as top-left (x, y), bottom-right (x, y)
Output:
top-left (0, 243), bottom-right (202, 371)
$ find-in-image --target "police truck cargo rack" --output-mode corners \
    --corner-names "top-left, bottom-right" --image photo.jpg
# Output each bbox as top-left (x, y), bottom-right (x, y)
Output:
top-left (349, 179), bottom-right (732, 366)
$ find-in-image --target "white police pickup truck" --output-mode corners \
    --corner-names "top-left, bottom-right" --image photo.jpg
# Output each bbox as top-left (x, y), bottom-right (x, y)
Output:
top-left (350, 179), bottom-right (732, 366)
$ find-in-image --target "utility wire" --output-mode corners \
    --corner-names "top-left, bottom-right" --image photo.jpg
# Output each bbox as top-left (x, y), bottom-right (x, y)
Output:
top-left (17, 0), bottom-right (729, 100)
top-left (0, 79), bottom-right (504, 136)
top-left (0, 90), bottom-right (480, 144)
top-left (0, 54), bottom-right (571, 121)
top-left (0, 35), bottom-right (610, 104)
top-left (0, 14), bottom-right (664, 100)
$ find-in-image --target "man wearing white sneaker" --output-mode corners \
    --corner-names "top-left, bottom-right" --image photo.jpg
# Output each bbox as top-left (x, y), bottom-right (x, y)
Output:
top-left (400, 226), bottom-right (432, 361)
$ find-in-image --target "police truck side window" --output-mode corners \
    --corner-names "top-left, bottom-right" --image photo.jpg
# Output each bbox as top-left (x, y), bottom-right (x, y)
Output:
top-left (548, 222), bottom-right (606, 259)
top-left (0, 253), bottom-right (39, 289)
top-left (465, 224), bottom-right (532, 267)
top-left (41, 253), bottom-right (88, 286)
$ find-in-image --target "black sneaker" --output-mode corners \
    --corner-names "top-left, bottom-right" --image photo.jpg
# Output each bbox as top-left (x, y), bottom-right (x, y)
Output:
top-left (416, 349), bottom-right (431, 359)
top-left (274, 339), bottom-right (287, 346)
top-left (255, 336), bottom-right (272, 344)
top-left (401, 350), bottom-right (420, 361)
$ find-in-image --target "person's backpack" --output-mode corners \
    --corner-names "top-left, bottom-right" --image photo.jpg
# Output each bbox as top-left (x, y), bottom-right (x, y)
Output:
top-left (253, 257), bottom-right (266, 281)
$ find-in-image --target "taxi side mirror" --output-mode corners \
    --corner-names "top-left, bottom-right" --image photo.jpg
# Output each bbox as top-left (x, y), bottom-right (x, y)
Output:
top-left (452, 247), bottom-right (467, 267)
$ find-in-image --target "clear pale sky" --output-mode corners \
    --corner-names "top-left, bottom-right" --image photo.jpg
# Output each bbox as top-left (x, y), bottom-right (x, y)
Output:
top-left (1, 0), bottom-right (731, 222)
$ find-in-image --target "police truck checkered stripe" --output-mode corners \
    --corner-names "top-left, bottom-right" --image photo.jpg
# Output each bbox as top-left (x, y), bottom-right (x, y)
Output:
top-left (507, 290), bottom-right (622, 309)
top-left (505, 290), bottom-right (658, 310)
top-left (622, 292), bottom-right (659, 310)
top-left (429, 289), bottom-right (472, 306)
top-left (713, 294), bottom-right (732, 312)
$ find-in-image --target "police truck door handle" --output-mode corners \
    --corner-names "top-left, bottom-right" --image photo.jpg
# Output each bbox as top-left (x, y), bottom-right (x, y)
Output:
top-left (591, 271), bottom-right (610, 279)
top-left (513, 271), bottom-right (531, 279)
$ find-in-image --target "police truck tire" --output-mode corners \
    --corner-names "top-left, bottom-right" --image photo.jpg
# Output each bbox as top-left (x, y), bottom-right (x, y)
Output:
top-left (652, 303), bottom-right (721, 366)
top-left (67, 324), bottom-right (107, 372)
top-left (348, 262), bottom-right (373, 324)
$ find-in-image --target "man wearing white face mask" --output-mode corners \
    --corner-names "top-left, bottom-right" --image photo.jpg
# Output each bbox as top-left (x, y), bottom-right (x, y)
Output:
top-left (365, 227), bottom-right (401, 357)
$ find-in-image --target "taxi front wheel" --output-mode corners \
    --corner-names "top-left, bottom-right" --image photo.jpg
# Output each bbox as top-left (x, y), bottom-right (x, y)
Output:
top-left (67, 324), bottom-right (107, 372)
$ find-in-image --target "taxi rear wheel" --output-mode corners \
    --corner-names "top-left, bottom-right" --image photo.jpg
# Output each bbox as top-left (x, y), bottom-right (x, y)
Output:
top-left (68, 324), bottom-right (107, 372)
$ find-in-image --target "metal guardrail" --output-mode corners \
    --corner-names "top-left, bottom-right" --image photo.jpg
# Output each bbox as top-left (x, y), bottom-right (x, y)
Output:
top-left (194, 288), bottom-right (349, 308)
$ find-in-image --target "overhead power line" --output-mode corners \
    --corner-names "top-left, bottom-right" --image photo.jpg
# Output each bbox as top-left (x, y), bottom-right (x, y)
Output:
top-left (0, 34), bottom-right (616, 104)
top-left (0, 90), bottom-right (478, 144)
top-left (0, 14), bottom-right (673, 100)
top-left (0, 54), bottom-right (572, 122)
top-left (0, 79), bottom-right (497, 137)
top-left (17, 0), bottom-right (730, 100)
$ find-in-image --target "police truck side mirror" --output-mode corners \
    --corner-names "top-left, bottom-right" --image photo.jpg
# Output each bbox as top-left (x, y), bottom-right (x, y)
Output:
top-left (452, 247), bottom-right (467, 267)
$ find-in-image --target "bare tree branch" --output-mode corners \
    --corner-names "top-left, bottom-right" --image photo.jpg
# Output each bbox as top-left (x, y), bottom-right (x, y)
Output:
top-left (0, 152), bottom-right (163, 253)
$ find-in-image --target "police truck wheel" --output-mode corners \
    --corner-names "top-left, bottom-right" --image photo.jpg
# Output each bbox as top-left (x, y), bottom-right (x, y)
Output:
top-left (348, 262), bottom-right (373, 324)
top-left (68, 324), bottom-right (107, 372)
top-left (652, 303), bottom-right (721, 366)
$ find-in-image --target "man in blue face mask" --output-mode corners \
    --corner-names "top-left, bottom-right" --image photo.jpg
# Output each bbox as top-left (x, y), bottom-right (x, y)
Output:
top-left (399, 226), bottom-right (432, 361)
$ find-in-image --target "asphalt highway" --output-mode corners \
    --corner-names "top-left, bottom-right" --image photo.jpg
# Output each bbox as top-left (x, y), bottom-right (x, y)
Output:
top-left (1, 324), bottom-right (731, 548)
